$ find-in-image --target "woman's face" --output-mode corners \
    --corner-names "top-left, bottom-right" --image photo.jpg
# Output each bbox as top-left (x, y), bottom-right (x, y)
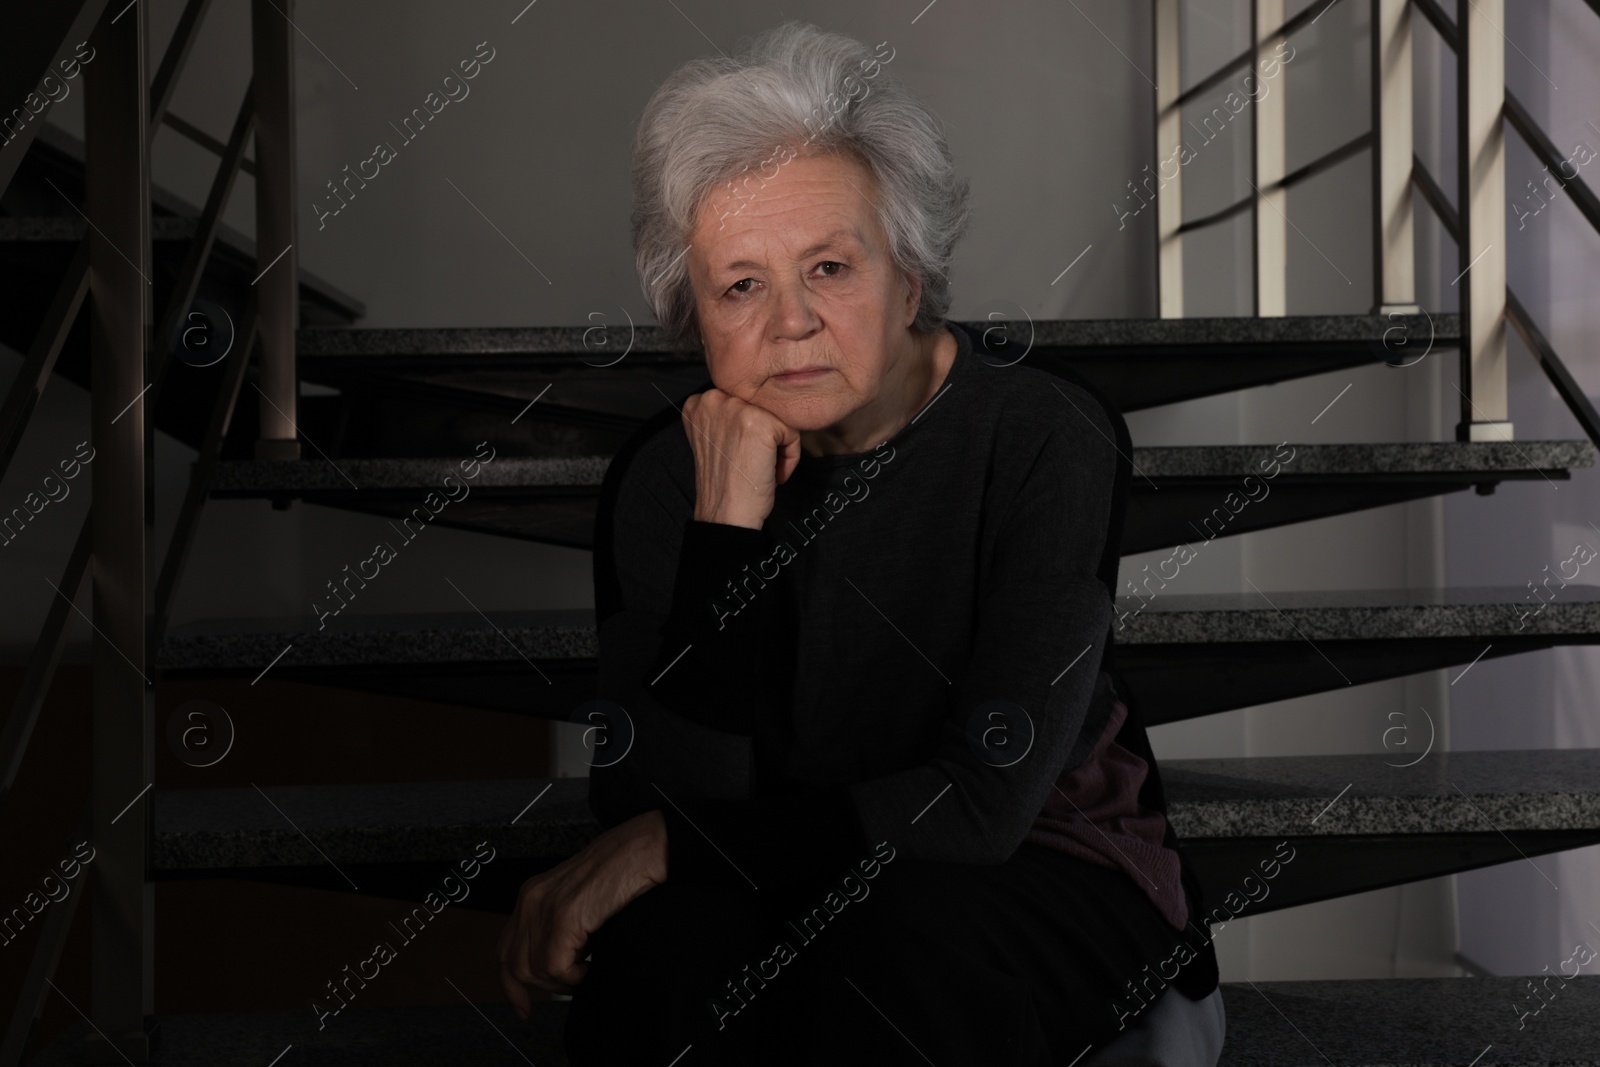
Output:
top-left (685, 148), bottom-right (921, 432)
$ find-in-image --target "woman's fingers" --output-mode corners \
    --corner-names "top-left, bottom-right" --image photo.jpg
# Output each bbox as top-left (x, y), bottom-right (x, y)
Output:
top-left (500, 956), bottom-right (533, 1019)
top-left (498, 907), bottom-right (535, 1018)
top-left (683, 387), bottom-right (799, 526)
top-left (497, 816), bottom-right (664, 1009)
top-left (776, 427), bottom-right (801, 484)
top-left (498, 874), bottom-right (590, 1004)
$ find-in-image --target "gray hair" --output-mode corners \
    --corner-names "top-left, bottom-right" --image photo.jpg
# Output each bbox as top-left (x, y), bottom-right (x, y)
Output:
top-left (630, 20), bottom-right (971, 345)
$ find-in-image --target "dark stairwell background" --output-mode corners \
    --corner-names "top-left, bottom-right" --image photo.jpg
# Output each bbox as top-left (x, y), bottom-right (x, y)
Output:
top-left (1, 0), bottom-right (1597, 1040)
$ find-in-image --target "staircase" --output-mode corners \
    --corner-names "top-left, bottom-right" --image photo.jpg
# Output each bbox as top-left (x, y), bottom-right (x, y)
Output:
top-left (5, 0), bottom-right (1600, 1065)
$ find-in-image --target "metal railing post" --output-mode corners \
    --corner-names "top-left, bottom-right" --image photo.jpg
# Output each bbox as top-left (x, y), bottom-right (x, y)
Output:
top-left (1154, 0), bottom-right (1184, 318)
top-left (252, 0), bottom-right (301, 459)
top-left (82, 0), bottom-right (155, 1060)
top-left (1371, 0), bottom-right (1418, 312)
top-left (1252, 0), bottom-right (1289, 316)
top-left (1456, 0), bottom-right (1511, 440)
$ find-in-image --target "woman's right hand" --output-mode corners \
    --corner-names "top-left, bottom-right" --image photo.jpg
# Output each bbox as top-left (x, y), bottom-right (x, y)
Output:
top-left (681, 387), bottom-right (801, 529)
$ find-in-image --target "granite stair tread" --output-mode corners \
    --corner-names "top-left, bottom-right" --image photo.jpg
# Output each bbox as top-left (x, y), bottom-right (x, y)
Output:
top-left (289, 314), bottom-right (1463, 428)
top-left (154, 587), bottom-right (1600, 674)
top-left (208, 456), bottom-right (608, 493)
top-left (295, 313), bottom-right (1459, 358)
top-left (21, 978), bottom-right (1600, 1066)
top-left (153, 778), bottom-right (595, 871)
top-left (151, 749), bottom-right (1600, 871)
top-left (1216, 975), bottom-right (1600, 1066)
top-left (1164, 748), bottom-right (1600, 839)
top-left (158, 609), bottom-right (598, 671)
top-left (208, 440), bottom-right (1592, 493)
top-left (1117, 583), bottom-right (1600, 642)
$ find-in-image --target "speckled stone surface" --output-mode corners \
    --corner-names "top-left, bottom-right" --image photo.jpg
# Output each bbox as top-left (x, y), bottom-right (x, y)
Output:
top-left (22, 979), bottom-right (1599, 1066)
top-left (1217, 977), bottom-right (1600, 1066)
top-left (158, 610), bottom-right (598, 670)
top-left (25, 1002), bottom-right (572, 1067)
top-left (207, 456), bottom-right (609, 492)
top-left (154, 778), bottom-right (598, 871)
top-left (1117, 584), bottom-right (1600, 643)
top-left (1012, 313), bottom-right (1461, 349)
top-left (158, 586), bottom-right (1600, 670)
top-left (1163, 749), bottom-right (1600, 839)
top-left (294, 314), bottom-right (1461, 358)
top-left (207, 442), bottom-right (1593, 495)
top-left (299, 323), bottom-right (701, 358)
top-left (153, 749), bottom-right (1600, 869)
top-left (1131, 439), bottom-right (1593, 477)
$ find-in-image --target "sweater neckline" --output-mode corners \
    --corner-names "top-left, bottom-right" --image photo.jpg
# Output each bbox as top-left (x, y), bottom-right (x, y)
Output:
top-left (790, 320), bottom-right (971, 476)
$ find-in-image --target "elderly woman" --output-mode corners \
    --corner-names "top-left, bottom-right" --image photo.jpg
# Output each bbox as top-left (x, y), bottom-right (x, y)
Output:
top-left (498, 21), bottom-right (1221, 1067)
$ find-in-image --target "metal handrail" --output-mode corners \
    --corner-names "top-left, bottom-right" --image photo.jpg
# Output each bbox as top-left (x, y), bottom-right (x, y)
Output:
top-left (161, 111), bottom-right (259, 176)
top-left (1410, 0), bottom-right (1457, 50)
top-left (1411, 0), bottom-right (1600, 242)
top-left (1508, 290), bottom-right (1600, 446)
top-left (1177, 131), bottom-right (1372, 236)
top-left (1167, 0), bottom-right (1343, 113)
top-left (1502, 91), bottom-right (1600, 238)
top-left (1412, 154), bottom-right (1600, 454)
top-left (1410, 152), bottom-right (1458, 237)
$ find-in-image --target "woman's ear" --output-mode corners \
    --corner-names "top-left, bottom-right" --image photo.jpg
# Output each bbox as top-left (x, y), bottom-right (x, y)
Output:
top-left (903, 271), bottom-right (922, 327)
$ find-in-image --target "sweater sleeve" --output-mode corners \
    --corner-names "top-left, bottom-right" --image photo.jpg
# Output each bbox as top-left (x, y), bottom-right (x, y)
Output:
top-left (591, 436), bottom-right (874, 903)
top-left (587, 437), bottom-right (761, 834)
top-left (643, 520), bottom-right (769, 735)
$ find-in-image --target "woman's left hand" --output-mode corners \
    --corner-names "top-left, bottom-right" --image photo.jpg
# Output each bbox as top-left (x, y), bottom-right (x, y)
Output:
top-left (497, 809), bottom-right (668, 1013)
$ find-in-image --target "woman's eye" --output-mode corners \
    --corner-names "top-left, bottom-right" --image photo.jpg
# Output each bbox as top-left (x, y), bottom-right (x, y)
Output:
top-left (724, 262), bottom-right (845, 297)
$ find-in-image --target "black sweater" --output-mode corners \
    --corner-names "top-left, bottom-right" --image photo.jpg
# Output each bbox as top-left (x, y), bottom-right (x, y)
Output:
top-left (584, 319), bottom-right (1166, 916)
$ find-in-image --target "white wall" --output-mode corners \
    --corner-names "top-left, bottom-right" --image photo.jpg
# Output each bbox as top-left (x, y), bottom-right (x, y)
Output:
top-left (1437, 0), bottom-right (1600, 979)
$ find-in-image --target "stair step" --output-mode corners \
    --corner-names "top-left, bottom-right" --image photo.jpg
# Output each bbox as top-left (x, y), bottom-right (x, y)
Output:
top-left (1117, 584), bottom-right (1600, 721)
top-left (159, 610), bottom-right (598, 671)
top-left (23, 1001), bottom-right (573, 1067)
top-left (1173, 750), bottom-right (1600, 917)
top-left (294, 313), bottom-right (1459, 421)
top-left (1123, 439), bottom-right (1592, 555)
top-left (206, 440), bottom-right (1593, 553)
top-left (1217, 976), bottom-right (1600, 1066)
top-left (151, 749), bottom-right (1600, 873)
top-left (1120, 584), bottom-right (1600, 642)
top-left (21, 979), bottom-right (1599, 1066)
top-left (297, 314), bottom-right (1458, 359)
top-left (1163, 749), bottom-right (1600, 839)
top-left (207, 457), bottom-right (607, 493)
top-left (157, 586), bottom-right (1600, 719)
top-left (154, 778), bottom-right (594, 873)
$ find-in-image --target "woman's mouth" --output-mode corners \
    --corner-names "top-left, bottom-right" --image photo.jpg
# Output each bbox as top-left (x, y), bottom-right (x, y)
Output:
top-left (772, 367), bottom-right (831, 383)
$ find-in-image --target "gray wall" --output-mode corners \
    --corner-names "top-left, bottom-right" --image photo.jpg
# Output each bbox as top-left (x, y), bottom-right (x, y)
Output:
top-left (1436, 0), bottom-right (1600, 979)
